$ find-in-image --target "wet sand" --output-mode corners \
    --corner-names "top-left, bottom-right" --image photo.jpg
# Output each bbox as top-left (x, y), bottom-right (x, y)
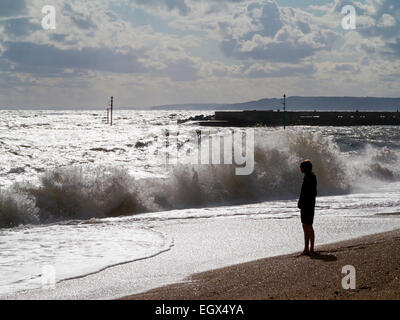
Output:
top-left (124, 229), bottom-right (400, 300)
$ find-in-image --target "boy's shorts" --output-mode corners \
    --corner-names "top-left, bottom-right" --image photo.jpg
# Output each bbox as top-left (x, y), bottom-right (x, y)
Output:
top-left (301, 208), bottom-right (315, 225)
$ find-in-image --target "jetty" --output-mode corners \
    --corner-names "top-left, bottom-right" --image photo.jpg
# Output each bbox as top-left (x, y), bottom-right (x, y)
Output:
top-left (194, 110), bottom-right (400, 127)
top-left (178, 95), bottom-right (400, 127)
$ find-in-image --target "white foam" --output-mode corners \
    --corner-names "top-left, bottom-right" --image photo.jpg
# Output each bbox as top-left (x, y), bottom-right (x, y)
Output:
top-left (0, 220), bottom-right (173, 295)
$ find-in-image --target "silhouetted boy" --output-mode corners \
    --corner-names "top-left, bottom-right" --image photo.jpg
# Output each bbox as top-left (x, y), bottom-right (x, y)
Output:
top-left (298, 160), bottom-right (317, 256)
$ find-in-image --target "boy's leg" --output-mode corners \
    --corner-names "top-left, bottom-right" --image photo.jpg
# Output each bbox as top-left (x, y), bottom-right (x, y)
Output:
top-left (302, 223), bottom-right (310, 254)
top-left (309, 225), bottom-right (315, 253)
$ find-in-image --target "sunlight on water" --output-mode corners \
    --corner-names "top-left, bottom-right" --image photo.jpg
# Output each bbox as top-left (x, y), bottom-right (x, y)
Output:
top-left (1, 110), bottom-right (400, 295)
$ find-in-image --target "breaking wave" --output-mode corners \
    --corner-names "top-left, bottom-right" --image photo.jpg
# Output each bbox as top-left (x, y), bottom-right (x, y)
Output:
top-left (1, 129), bottom-right (399, 228)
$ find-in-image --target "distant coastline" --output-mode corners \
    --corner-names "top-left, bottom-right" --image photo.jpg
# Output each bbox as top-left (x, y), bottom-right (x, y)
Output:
top-left (146, 96), bottom-right (400, 111)
top-left (1, 96), bottom-right (400, 111)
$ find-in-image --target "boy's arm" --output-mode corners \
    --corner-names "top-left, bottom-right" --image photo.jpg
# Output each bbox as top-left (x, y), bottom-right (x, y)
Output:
top-left (298, 181), bottom-right (305, 208)
top-left (299, 176), bottom-right (317, 208)
top-left (314, 178), bottom-right (317, 197)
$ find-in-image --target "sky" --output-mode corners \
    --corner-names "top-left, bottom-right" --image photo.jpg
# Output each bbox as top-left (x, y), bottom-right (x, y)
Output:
top-left (0, 0), bottom-right (399, 108)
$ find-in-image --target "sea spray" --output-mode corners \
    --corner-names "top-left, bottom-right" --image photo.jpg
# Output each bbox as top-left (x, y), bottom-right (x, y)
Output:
top-left (0, 186), bottom-right (39, 228)
top-left (1, 129), bottom-right (399, 228)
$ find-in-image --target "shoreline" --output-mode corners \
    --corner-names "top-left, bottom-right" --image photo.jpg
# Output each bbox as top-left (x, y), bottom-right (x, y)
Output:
top-left (3, 215), bottom-right (400, 300)
top-left (123, 229), bottom-right (400, 300)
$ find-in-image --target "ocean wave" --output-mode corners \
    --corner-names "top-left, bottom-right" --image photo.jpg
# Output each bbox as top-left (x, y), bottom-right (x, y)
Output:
top-left (1, 129), bottom-right (399, 228)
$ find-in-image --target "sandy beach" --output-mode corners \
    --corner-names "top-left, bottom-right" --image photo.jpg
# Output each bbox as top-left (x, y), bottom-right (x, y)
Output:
top-left (124, 229), bottom-right (400, 300)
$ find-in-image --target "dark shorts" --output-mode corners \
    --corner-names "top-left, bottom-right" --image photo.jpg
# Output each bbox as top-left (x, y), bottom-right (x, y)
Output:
top-left (301, 208), bottom-right (315, 225)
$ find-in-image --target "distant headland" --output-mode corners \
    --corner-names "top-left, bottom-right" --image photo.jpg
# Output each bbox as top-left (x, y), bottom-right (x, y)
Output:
top-left (2, 96), bottom-right (400, 111)
top-left (147, 97), bottom-right (400, 112)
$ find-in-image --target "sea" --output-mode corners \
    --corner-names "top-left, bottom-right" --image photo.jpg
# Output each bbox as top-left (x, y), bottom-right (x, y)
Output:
top-left (1, 109), bottom-right (400, 298)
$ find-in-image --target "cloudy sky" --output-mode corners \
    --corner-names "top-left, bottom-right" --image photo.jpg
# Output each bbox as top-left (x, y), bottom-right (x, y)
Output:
top-left (0, 0), bottom-right (399, 108)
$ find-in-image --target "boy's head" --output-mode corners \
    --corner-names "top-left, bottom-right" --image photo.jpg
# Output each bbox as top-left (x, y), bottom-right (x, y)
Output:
top-left (300, 160), bottom-right (313, 174)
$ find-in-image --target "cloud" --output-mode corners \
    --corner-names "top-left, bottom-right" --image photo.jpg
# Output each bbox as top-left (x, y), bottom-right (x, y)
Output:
top-left (340, 0), bottom-right (399, 40)
top-left (0, 0), bottom-right (26, 17)
top-left (327, 0), bottom-right (400, 59)
top-left (243, 62), bottom-right (316, 78)
top-left (127, 0), bottom-right (250, 17)
top-left (0, 0), bottom-right (203, 82)
top-left (217, 1), bottom-right (338, 62)
top-left (3, 42), bottom-right (145, 74)
top-left (334, 64), bottom-right (360, 73)
top-left (1, 0), bottom-right (400, 108)
top-left (2, 40), bottom-right (202, 82)
top-left (129, 0), bottom-right (190, 16)
top-left (1, 17), bottom-right (40, 37)
top-left (63, 3), bottom-right (97, 30)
